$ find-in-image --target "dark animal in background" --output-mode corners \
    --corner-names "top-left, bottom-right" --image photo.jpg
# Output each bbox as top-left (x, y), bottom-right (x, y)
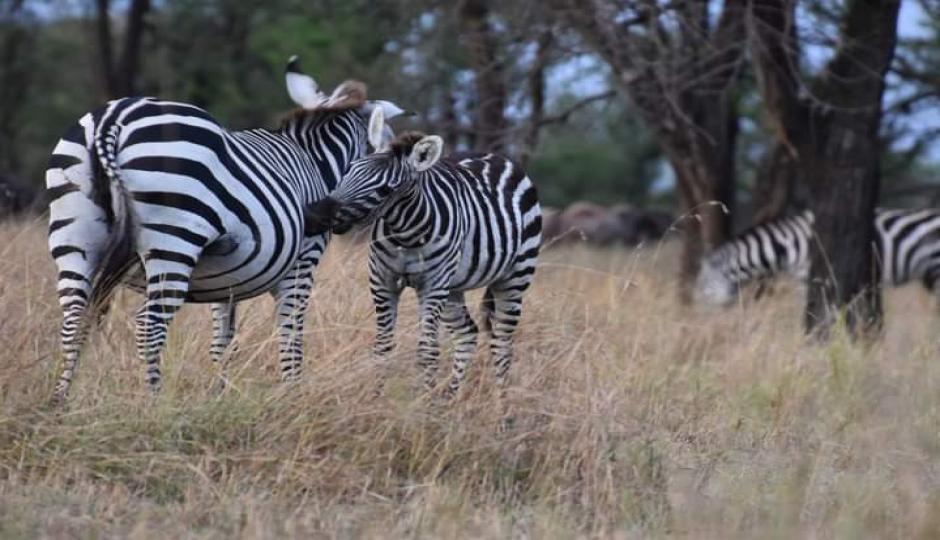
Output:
top-left (0, 175), bottom-right (36, 219)
top-left (541, 201), bottom-right (673, 247)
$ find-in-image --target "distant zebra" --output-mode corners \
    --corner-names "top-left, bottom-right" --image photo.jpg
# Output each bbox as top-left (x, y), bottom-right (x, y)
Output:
top-left (46, 57), bottom-right (407, 402)
top-left (695, 208), bottom-right (940, 305)
top-left (305, 108), bottom-right (542, 395)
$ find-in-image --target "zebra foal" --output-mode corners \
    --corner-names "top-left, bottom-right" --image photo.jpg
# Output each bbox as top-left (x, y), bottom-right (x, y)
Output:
top-left (305, 108), bottom-right (542, 395)
top-left (696, 208), bottom-right (940, 306)
top-left (45, 57), bottom-right (406, 403)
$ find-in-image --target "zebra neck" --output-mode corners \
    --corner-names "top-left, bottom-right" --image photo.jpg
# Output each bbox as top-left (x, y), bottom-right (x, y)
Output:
top-left (379, 182), bottom-right (439, 246)
top-left (279, 112), bottom-right (365, 187)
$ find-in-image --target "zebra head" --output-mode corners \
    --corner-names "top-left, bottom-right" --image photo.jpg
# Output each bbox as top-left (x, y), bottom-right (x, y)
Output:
top-left (284, 55), bottom-right (411, 171)
top-left (304, 107), bottom-right (443, 236)
top-left (695, 251), bottom-right (738, 306)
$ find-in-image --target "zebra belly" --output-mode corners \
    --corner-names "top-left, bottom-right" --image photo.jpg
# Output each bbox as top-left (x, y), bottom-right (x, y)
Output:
top-left (449, 229), bottom-right (520, 291)
top-left (129, 212), bottom-right (303, 303)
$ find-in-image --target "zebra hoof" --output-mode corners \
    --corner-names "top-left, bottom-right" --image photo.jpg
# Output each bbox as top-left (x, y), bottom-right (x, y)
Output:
top-left (212, 377), bottom-right (230, 396)
top-left (46, 394), bottom-right (70, 413)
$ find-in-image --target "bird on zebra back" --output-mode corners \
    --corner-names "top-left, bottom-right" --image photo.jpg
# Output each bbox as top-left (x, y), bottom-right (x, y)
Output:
top-left (695, 208), bottom-right (940, 307)
top-left (45, 56), bottom-right (409, 405)
top-left (305, 107), bottom-right (542, 397)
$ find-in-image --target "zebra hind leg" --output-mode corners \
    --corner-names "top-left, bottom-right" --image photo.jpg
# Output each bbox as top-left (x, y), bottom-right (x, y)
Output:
top-left (135, 256), bottom-right (198, 396)
top-left (442, 292), bottom-right (479, 398)
top-left (52, 265), bottom-right (97, 406)
top-left (485, 284), bottom-right (531, 390)
top-left (210, 301), bottom-right (238, 392)
top-left (485, 245), bottom-right (538, 390)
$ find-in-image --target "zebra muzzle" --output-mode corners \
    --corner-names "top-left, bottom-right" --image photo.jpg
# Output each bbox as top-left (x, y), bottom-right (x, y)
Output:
top-left (304, 197), bottom-right (342, 236)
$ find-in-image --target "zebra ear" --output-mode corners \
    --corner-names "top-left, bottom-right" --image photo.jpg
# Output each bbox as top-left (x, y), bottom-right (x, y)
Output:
top-left (285, 55), bottom-right (325, 109)
top-left (362, 100), bottom-right (414, 120)
top-left (368, 106), bottom-right (389, 152)
top-left (409, 136), bottom-right (444, 172)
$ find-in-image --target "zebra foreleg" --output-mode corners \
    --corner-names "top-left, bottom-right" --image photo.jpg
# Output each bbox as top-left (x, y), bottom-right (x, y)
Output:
top-left (370, 279), bottom-right (401, 395)
top-left (271, 265), bottom-right (315, 383)
top-left (442, 292), bottom-right (479, 397)
top-left (209, 301), bottom-right (238, 391)
top-left (416, 288), bottom-right (448, 393)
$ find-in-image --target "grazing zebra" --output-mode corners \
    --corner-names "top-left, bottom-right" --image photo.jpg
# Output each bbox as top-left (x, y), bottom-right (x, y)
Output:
top-left (45, 57), bottom-right (407, 402)
top-left (305, 108), bottom-right (542, 395)
top-left (695, 208), bottom-right (940, 305)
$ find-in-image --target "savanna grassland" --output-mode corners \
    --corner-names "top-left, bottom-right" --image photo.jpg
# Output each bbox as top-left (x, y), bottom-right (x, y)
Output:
top-left (2, 217), bottom-right (940, 539)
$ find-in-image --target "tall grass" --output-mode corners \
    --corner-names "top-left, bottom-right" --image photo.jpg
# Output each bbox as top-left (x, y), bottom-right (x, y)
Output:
top-left (2, 217), bottom-right (940, 538)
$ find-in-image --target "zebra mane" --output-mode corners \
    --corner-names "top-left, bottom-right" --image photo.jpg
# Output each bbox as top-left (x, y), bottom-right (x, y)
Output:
top-left (390, 131), bottom-right (427, 158)
top-left (279, 80), bottom-right (369, 127)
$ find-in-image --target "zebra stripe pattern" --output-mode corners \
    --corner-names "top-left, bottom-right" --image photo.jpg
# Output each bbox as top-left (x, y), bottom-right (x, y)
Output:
top-left (46, 57), bottom-right (406, 402)
top-left (305, 108), bottom-right (542, 395)
top-left (695, 208), bottom-right (940, 305)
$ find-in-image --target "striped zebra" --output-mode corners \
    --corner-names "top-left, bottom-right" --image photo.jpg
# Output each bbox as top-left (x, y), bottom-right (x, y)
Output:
top-left (695, 208), bottom-right (940, 305)
top-left (305, 108), bottom-right (542, 395)
top-left (45, 57), bottom-right (407, 402)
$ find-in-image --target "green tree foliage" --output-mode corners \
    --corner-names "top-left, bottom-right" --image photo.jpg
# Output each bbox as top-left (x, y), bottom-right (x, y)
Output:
top-left (2, 0), bottom-right (940, 221)
top-left (530, 101), bottom-right (664, 208)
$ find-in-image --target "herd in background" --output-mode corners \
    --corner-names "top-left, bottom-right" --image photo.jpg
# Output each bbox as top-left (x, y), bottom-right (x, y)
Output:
top-left (541, 202), bottom-right (674, 248)
top-left (696, 207), bottom-right (940, 307)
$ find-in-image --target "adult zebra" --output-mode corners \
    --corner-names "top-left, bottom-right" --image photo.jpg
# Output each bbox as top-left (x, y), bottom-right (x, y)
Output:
top-left (305, 108), bottom-right (542, 395)
top-left (46, 57), bottom-right (407, 402)
top-left (695, 208), bottom-right (940, 305)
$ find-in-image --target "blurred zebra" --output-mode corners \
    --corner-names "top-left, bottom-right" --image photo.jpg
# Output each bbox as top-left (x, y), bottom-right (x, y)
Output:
top-left (696, 208), bottom-right (940, 305)
top-left (305, 108), bottom-right (542, 395)
top-left (45, 57), bottom-right (407, 402)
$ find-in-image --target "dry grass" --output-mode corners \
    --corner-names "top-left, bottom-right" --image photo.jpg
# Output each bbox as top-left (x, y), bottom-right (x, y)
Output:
top-left (2, 216), bottom-right (940, 539)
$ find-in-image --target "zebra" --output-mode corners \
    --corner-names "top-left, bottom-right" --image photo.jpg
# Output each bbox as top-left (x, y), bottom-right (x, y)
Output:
top-left (695, 208), bottom-right (940, 305)
top-left (45, 56), bottom-right (407, 403)
top-left (304, 107), bottom-right (542, 395)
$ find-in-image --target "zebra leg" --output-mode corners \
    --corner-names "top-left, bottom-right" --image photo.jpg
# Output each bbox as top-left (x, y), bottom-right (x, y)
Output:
top-left (487, 289), bottom-right (524, 388)
top-left (416, 288), bottom-right (448, 392)
top-left (210, 301), bottom-right (237, 391)
top-left (371, 280), bottom-right (401, 395)
top-left (442, 292), bottom-right (479, 397)
top-left (486, 267), bottom-right (536, 388)
top-left (271, 259), bottom-right (316, 382)
top-left (135, 258), bottom-right (198, 395)
top-left (52, 260), bottom-right (97, 405)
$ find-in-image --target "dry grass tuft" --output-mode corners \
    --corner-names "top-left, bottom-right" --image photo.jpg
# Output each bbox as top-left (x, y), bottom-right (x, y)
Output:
top-left (2, 217), bottom-right (940, 538)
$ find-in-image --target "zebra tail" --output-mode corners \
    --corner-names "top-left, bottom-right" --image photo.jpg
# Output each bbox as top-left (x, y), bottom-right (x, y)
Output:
top-left (87, 121), bottom-right (137, 314)
top-left (480, 288), bottom-right (494, 333)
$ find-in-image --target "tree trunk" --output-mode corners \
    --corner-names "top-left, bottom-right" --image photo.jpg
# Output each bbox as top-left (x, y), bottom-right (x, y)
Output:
top-left (439, 88), bottom-right (461, 150)
top-left (0, 0), bottom-right (33, 175)
top-left (459, 0), bottom-right (508, 153)
top-left (95, 0), bottom-right (116, 98)
top-left (748, 0), bottom-right (899, 337)
top-left (518, 31), bottom-right (552, 168)
top-left (667, 119), bottom-right (738, 303)
top-left (115, 0), bottom-right (150, 96)
top-left (95, 0), bottom-right (151, 98)
top-left (544, 0), bottom-right (745, 301)
top-left (751, 144), bottom-right (797, 223)
top-left (803, 128), bottom-right (883, 337)
top-left (802, 0), bottom-right (899, 338)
